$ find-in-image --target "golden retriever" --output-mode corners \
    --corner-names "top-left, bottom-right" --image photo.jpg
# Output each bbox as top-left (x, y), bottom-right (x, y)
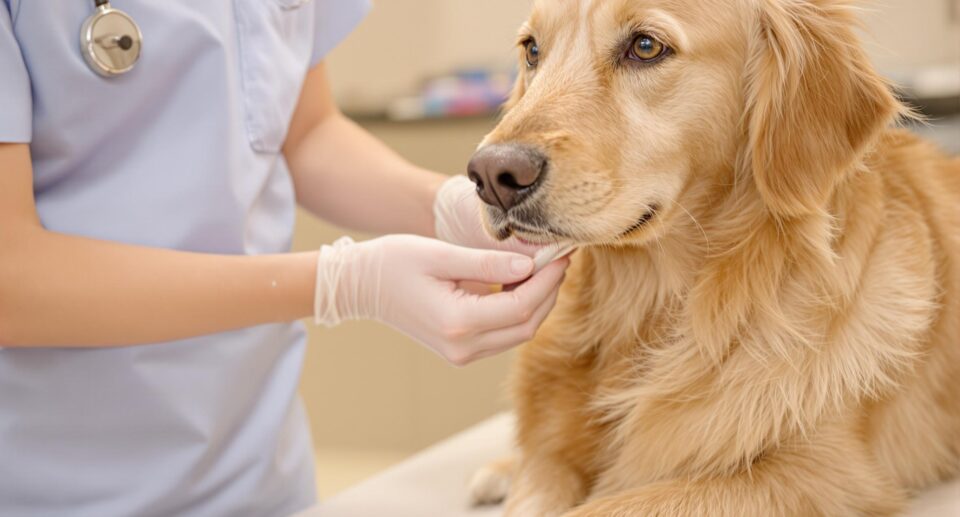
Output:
top-left (465, 0), bottom-right (960, 515)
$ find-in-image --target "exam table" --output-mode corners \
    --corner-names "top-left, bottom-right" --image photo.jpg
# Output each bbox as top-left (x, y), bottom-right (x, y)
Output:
top-left (298, 413), bottom-right (960, 517)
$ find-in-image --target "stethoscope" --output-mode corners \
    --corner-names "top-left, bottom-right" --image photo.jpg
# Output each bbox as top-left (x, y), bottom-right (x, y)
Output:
top-left (80, 0), bottom-right (142, 77)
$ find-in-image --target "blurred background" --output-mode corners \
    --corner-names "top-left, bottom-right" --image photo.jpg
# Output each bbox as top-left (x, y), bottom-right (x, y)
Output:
top-left (294, 0), bottom-right (960, 498)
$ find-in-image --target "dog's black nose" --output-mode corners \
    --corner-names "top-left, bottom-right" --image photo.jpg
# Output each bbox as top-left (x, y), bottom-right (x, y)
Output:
top-left (468, 144), bottom-right (547, 211)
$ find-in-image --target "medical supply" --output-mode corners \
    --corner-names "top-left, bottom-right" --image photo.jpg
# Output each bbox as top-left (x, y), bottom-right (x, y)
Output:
top-left (387, 69), bottom-right (515, 121)
top-left (533, 242), bottom-right (577, 273)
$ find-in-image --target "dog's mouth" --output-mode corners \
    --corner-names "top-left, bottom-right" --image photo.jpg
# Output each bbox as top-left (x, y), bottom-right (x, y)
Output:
top-left (618, 204), bottom-right (661, 238)
top-left (489, 204), bottom-right (661, 244)
top-left (494, 221), bottom-right (570, 243)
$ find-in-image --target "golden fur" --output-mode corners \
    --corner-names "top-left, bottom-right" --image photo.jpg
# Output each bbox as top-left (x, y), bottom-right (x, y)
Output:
top-left (470, 0), bottom-right (960, 515)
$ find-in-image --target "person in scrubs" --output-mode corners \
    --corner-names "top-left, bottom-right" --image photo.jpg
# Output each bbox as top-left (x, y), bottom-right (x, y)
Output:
top-left (0, 1), bottom-right (569, 515)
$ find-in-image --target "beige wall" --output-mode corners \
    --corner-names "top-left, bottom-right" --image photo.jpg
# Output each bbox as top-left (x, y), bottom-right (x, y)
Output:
top-left (858, 0), bottom-right (960, 72)
top-left (298, 0), bottom-right (960, 458)
top-left (325, 0), bottom-right (960, 113)
top-left (325, 0), bottom-right (534, 113)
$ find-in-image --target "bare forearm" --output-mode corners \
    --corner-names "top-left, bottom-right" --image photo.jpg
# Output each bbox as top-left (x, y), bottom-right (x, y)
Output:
top-left (0, 228), bottom-right (316, 347)
top-left (287, 112), bottom-right (446, 236)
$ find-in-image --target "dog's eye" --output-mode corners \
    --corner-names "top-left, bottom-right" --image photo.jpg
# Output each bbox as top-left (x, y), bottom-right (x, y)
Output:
top-left (523, 38), bottom-right (540, 68)
top-left (627, 34), bottom-right (668, 63)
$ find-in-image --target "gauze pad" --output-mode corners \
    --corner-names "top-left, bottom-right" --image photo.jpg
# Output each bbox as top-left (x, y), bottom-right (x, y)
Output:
top-left (532, 242), bottom-right (577, 273)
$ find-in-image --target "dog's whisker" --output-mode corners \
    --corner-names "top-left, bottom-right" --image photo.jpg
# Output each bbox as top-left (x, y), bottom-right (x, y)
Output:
top-left (670, 198), bottom-right (711, 253)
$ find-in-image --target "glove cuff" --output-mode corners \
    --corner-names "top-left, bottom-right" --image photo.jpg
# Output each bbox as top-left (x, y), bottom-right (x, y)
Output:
top-left (314, 237), bottom-right (357, 328)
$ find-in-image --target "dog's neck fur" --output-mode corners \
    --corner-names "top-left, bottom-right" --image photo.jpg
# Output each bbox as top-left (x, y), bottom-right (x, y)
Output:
top-left (569, 159), bottom-right (856, 374)
top-left (550, 131), bottom-right (950, 486)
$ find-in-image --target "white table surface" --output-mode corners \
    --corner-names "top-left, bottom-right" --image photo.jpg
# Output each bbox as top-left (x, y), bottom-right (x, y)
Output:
top-left (298, 413), bottom-right (960, 517)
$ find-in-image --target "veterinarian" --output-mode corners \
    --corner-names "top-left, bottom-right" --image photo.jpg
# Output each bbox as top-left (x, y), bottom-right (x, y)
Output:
top-left (0, 1), bottom-right (568, 515)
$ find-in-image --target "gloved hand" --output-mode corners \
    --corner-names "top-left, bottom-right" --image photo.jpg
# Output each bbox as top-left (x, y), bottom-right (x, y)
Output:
top-left (314, 235), bottom-right (568, 366)
top-left (434, 175), bottom-right (576, 272)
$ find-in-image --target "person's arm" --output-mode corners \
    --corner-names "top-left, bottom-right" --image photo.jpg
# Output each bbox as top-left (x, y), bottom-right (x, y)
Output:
top-left (0, 143), bottom-right (317, 348)
top-left (283, 63), bottom-right (446, 237)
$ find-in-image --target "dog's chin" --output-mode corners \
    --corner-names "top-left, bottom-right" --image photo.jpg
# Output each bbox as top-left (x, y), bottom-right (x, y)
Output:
top-left (484, 224), bottom-right (556, 244)
top-left (510, 229), bottom-right (566, 246)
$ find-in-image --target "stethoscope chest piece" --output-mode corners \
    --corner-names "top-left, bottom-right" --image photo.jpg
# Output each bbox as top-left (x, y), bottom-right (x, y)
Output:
top-left (80, 1), bottom-right (142, 77)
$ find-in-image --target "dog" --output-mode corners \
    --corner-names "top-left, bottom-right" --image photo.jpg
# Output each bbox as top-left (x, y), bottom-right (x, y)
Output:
top-left (465, 0), bottom-right (960, 515)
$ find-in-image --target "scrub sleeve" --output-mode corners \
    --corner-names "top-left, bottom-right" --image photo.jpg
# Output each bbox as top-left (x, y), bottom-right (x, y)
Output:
top-left (0, 3), bottom-right (31, 143)
top-left (312, 0), bottom-right (371, 66)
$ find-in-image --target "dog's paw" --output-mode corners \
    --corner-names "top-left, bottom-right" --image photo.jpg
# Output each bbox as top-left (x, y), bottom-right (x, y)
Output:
top-left (468, 458), bottom-right (514, 506)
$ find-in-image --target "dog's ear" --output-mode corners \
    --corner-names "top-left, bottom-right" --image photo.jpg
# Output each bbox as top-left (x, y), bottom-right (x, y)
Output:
top-left (744, 0), bottom-right (901, 217)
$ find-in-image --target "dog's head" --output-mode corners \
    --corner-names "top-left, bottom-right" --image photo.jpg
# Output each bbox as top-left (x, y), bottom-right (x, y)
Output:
top-left (470, 0), bottom-right (899, 246)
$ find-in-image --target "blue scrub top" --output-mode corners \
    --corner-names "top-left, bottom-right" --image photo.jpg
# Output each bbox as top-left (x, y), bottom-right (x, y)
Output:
top-left (0, 1), bottom-right (369, 515)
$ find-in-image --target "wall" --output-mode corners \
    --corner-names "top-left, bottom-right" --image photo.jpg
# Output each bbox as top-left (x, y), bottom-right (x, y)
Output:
top-left (858, 0), bottom-right (960, 72)
top-left (325, 0), bottom-right (960, 113)
top-left (325, 0), bottom-right (534, 113)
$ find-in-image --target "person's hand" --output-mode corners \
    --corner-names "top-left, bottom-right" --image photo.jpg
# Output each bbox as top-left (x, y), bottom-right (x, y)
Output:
top-left (314, 235), bottom-right (569, 366)
top-left (434, 175), bottom-right (576, 272)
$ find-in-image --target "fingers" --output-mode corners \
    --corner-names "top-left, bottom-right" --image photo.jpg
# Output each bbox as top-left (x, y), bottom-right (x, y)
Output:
top-left (457, 258), bottom-right (568, 333)
top-left (462, 282), bottom-right (562, 364)
top-left (398, 237), bottom-right (569, 367)
top-left (432, 245), bottom-right (536, 285)
top-left (458, 280), bottom-right (497, 296)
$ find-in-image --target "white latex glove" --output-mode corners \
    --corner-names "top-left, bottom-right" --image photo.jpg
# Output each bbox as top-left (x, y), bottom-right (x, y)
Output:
top-left (314, 235), bottom-right (568, 366)
top-left (434, 175), bottom-right (576, 272)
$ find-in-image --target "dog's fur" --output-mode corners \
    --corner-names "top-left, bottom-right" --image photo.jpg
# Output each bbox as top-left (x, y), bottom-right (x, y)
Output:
top-left (469, 0), bottom-right (960, 515)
